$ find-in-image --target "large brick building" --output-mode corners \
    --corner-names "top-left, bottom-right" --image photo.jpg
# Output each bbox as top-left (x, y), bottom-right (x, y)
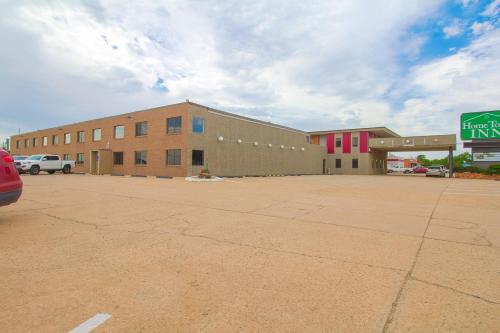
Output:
top-left (10, 101), bottom-right (456, 177)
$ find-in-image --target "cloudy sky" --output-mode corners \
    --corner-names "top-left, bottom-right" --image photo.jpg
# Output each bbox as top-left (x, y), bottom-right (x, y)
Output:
top-left (1, 0), bottom-right (499, 156)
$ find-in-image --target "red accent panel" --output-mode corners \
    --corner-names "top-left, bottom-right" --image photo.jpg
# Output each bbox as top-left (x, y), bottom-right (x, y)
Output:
top-left (342, 132), bottom-right (351, 154)
top-left (360, 131), bottom-right (369, 153)
top-left (326, 133), bottom-right (334, 154)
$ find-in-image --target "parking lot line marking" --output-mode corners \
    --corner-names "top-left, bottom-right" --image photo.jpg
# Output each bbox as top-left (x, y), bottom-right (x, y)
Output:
top-left (68, 313), bottom-right (111, 333)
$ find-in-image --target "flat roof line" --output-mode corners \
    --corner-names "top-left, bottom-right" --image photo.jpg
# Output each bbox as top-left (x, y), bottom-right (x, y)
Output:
top-left (187, 101), bottom-right (307, 134)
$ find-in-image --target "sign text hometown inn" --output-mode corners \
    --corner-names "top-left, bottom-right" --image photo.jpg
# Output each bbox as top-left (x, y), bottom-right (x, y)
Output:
top-left (461, 110), bottom-right (500, 140)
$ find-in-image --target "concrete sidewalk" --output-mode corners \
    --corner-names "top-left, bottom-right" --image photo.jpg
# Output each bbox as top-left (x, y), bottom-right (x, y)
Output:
top-left (0, 174), bottom-right (498, 332)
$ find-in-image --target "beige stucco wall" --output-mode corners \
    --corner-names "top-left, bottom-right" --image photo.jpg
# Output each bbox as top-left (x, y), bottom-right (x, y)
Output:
top-left (187, 105), bottom-right (326, 177)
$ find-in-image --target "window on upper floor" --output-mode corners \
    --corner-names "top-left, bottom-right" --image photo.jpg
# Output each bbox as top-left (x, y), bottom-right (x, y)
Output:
top-left (192, 117), bottom-right (204, 134)
top-left (52, 135), bottom-right (59, 145)
top-left (42, 136), bottom-right (48, 146)
top-left (135, 122), bottom-right (148, 136)
top-left (114, 125), bottom-right (125, 139)
top-left (167, 117), bottom-right (182, 134)
top-left (352, 137), bottom-right (358, 148)
top-left (64, 133), bottom-right (71, 144)
top-left (32, 137), bottom-right (38, 147)
top-left (335, 137), bottom-right (342, 148)
top-left (93, 128), bottom-right (102, 141)
top-left (77, 131), bottom-right (85, 143)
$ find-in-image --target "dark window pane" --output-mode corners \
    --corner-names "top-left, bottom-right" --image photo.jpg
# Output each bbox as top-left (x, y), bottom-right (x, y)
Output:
top-left (167, 117), bottom-right (182, 134)
top-left (113, 152), bottom-right (124, 165)
top-left (192, 150), bottom-right (204, 166)
top-left (352, 158), bottom-right (359, 168)
top-left (135, 122), bottom-right (148, 136)
top-left (335, 159), bottom-right (341, 168)
top-left (335, 138), bottom-right (342, 147)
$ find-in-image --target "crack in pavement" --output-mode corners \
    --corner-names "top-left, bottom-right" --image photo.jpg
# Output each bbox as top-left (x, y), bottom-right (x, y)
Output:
top-left (423, 236), bottom-right (497, 248)
top-left (410, 277), bottom-right (500, 305)
top-left (38, 212), bottom-right (103, 229)
top-left (153, 229), bottom-right (408, 274)
top-left (381, 182), bottom-right (450, 333)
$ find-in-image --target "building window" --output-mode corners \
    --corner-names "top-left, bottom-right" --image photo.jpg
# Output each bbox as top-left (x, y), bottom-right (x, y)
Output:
top-left (93, 128), bottom-right (102, 141)
top-left (135, 122), bottom-right (148, 136)
top-left (42, 136), bottom-right (48, 146)
top-left (77, 131), bottom-right (85, 143)
top-left (192, 150), bottom-right (204, 166)
top-left (352, 137), bottom-right (358, 148)
top-left (32, 137), bottom-right (38, 147)
top-left (64, 133), bottom-right (71, 144)
top-left (76, 153), bottom-right (84, 165)
top-left (166, 149), bottom-right (181, 166)
top-left (167, 117), bottom-right (182, 134)
top-left (306, 136), bottom-right (311, 144)
top-left (135, 151), bottom-right (147, 165)
top-left (114, 125), bottom-right (125, 139)
top-left (63, 154), bottom-right (71, 160)
top-left (24, 139), bottom-right (29, 148)
top-left (16, 140), bottom-right (20, 149)
top-left (352, 158), bottom-right (359, 169)
top-left (335, 158), bottom-right (341, 168)
top-left (113, 152), bottom-right (124, 165)
top-left (52, 135), bottom-right (59, 145)
top-left (192, 117), bottom-right (204, 134)
top-left (335, 137), bottom-right (342, 148)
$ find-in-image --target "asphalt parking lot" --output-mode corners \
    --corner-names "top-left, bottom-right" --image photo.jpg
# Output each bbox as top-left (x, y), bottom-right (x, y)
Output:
top-left (1, 174), bottom-right (499, 332)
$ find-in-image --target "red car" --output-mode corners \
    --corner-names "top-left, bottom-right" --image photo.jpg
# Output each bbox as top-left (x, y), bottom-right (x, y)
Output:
top-left (0, 149), bottom-right (23, 206)
top-left (413, 166), bottom-right (429, 174)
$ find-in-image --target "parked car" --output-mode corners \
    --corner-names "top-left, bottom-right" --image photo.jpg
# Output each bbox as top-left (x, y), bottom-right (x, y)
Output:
top-left (426, 165), bottom-right (446, 177)
top-left (387, 165), bottom-right (413, 174)
top-left (0, 149), bottom-right (23, 206)
top-left (17, 154), bottom-right (76, 175)
top-left (412, 166), bottom-right (428, 174)
top-left (13, 155), bottom-right (30, 173)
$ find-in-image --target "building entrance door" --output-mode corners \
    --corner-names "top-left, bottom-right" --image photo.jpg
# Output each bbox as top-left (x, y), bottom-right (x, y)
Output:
top-left (90, 150), bottom-right (99, 174)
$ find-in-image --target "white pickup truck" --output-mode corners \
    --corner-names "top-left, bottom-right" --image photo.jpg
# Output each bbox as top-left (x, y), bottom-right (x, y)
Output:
top-left (387, 165), bottom-right (413, 174)
top-left (17, 154), bottom-right (76, 175)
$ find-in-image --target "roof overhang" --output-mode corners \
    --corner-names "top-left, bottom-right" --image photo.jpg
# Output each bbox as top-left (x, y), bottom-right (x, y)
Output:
top-left (309, 127), bottom-right (400, 138)
top-left (369, 134), bottom-right (457, 152)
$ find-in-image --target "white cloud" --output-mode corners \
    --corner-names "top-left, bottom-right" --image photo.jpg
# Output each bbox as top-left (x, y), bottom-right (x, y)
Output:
top-left (443, 19), bottom-right (464, 38)
top-left (482, 0), bottom-right (500, 17)
top-left (471, 21), bottom-right (495, 35)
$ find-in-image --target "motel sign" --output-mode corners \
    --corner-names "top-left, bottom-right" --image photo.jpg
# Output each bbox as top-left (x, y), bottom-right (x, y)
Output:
top-left (461, 110), bottom-right (500, 140)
